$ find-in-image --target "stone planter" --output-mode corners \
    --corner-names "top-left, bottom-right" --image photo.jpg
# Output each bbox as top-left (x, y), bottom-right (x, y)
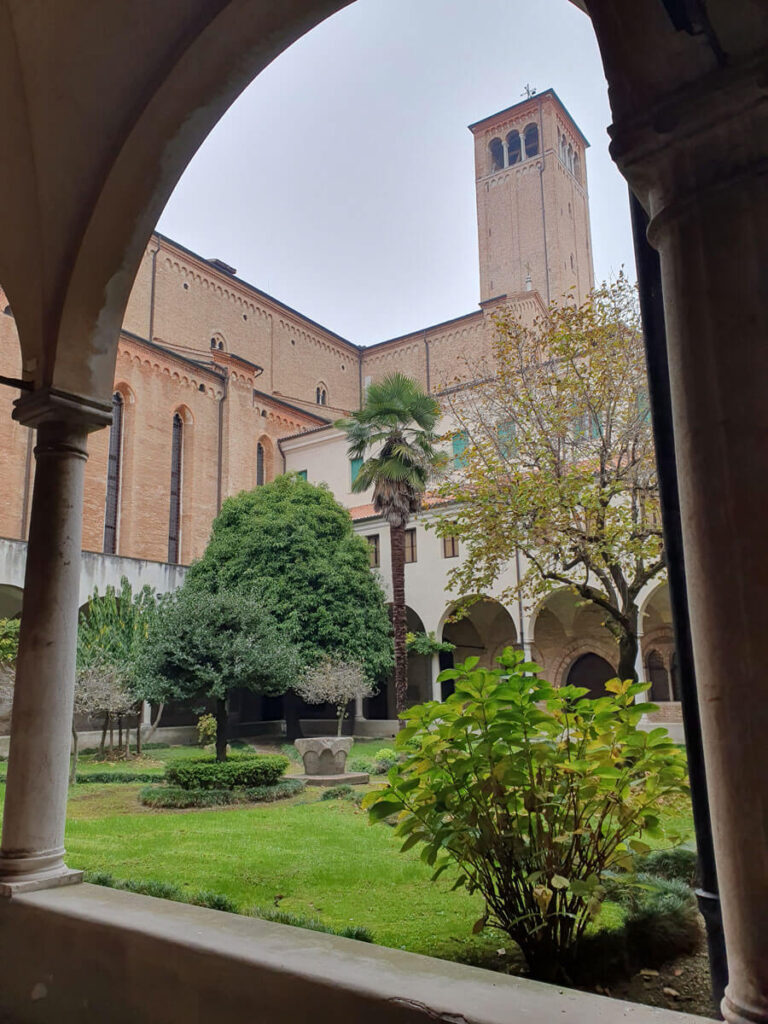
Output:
top-left (294, 736), bottom-right (353, 776)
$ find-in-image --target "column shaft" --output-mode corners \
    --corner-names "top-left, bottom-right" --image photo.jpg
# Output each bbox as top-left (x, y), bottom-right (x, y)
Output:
top-left (0, 421), bottom-right (88, 890)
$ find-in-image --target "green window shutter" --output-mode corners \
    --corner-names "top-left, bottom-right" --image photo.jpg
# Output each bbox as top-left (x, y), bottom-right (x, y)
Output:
top-left (590, 413), bottom-right (602, 439)
top-left (497, 419), bottom-right (516, 457)
top-left (297, 470), bottom-right (308, 481)
top-left (452, 431), bottom-right (468, 468)
top-left (350, 457), bottom-right (363, 486)
top-left (637, 390), bottom-right (650, 422)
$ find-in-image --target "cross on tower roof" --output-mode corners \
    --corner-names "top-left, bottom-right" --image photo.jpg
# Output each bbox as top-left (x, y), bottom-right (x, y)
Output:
top-left (522, 84), bottom-right (537, 99)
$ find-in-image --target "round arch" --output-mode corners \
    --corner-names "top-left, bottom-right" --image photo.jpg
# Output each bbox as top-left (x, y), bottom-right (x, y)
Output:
top-left (440, 597), bottom-right (518, 669)
top-left (531, 588), bottom-right (618, 687)
top-left (255, 434), bottom-right (275, 486)
top-left (0, 585), bottom-right (23, 619)
top-left (565, 652), bottom-right (615, 698)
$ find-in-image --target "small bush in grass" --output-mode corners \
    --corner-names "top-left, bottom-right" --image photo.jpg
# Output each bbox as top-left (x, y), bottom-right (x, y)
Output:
top-left (253, 906), bottom-right (373, 942)
top-left (347, 756), bottom-right (373, 774)
top-left (196, 713), bottom-right (217, 747)
top-left (321, 784), bottom-right (353, 800)
top-left (164, 753), bottom-right (288, 790)
top-left (190, 891), bottom-right (239, 913)
top-left (633, 846), bottom-right (698, 886)
top-left (138, 778), bottom-right (304, 808)
top-left (280, 743), bottom-right (301, 763)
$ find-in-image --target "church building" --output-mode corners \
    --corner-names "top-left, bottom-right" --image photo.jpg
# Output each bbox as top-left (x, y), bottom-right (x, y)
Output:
top-left (0, 89), bottom-right (679, 739)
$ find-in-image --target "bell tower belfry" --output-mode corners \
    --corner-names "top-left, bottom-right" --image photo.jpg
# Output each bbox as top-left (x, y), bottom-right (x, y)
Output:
top-left (469, 89), bottom-right (594, 307)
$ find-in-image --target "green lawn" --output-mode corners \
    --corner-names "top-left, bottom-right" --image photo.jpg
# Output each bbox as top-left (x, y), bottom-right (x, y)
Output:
top-left (0, 741), bottom-right (694, 968)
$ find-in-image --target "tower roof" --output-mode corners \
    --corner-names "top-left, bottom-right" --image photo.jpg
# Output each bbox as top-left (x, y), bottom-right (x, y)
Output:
top-left (468, 88), bottom-right (590, 148)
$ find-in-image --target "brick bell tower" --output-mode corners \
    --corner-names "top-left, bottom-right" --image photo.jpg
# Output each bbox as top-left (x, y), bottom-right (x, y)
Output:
top-left (469, 89), bottom-right (594, 307)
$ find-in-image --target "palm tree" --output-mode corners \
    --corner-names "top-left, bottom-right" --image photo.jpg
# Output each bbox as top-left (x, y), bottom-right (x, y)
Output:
top-left (336, 373), bottom-right (444, 716)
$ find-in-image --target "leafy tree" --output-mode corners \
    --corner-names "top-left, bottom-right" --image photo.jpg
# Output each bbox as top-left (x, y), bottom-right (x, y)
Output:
top-left (0, 618), bottom-right (19, 734)
top-left (364, 648), bottom-right (689, 982)
top-left (438, 276), bottom-right (662, 681)
top-left (336, 373), bottom-right (445, 714)
top-left (187, 475), bottom-right (393, 737)
top-left (293, 658), bottom-right (374, 736)
top-left (77, 578), bottom-right (162, 757)
top-left (136, 586), bottom-right (301, 760)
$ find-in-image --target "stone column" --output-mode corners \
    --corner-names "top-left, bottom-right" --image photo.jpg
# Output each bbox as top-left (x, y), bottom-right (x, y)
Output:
top-left (0, 390), bottom-right (110, 894)
top-left (634, 633), bottom-right (645, 684)
top-left (430, 654), bottom-right (442, 702)
top-left (613, 69), bottom-right (768, 1024)
top-left (354, 694), bottom-right (365, 722)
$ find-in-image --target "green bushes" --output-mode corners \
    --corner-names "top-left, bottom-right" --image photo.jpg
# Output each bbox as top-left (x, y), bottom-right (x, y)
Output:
top-left (139, 778), bottom-right (304, 808)
top-left (164, 753), bottom-right (288, 790)
top-left (348, 748), bottom-right (398, 775)
top-left (321, 784), bottom-right (354, 800)
top-left (84, 871), bottom-right (238, 913)
top-left (364, 648), bottom-right (690, 982)
top-left (252, 906), bottom-right (373, 942)
top-left (633, 846), bottom-right (698, 886)
top-left (76, 771), bottom-right (159, 784)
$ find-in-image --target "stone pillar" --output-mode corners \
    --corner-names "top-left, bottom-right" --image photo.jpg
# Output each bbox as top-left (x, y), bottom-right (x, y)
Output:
top-left (0, 390), bottom-right (110, 894)
top-left (613, 69), bottom-right (768, 1024)
top-left (430, 654), bottom-right (442, 702)
top-left (354, 694), bottom-right (365, 722)
top-left (634, 633), bottom-right (645, 685)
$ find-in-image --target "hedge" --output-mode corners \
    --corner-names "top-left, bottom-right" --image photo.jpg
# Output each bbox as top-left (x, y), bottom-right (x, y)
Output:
top-left (164, 753), bottom-right (288, 790)
top-left (252, 906), bottom-right (373, 943)
top-left (139, 778), bottom-right (304, 808)
top-left (84, 871), bottom-right (238, 913)
top-left (76, 771), bottom-right (159, 784)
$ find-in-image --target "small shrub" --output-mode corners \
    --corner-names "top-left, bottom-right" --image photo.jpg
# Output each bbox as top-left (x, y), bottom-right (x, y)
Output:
top-left (75, 771), bottom-right (158, 784)
top-left (196, 713), bottom-right (217, 747)
top-left (84, 872), bottom-right (239, 914)
top-left (372, 749), bottom-right (398, 773)
top-left (347, 756), bottom-right (373, 774)
top-left (138, 778), bottom-right (304, 808)
top-left (633, 846), bottom-right (698, 886)
top-left (280, 743), bottom-right (302, 763)
top-left (253, 906), bottom-right (373, 942)
top-left (364, 648), bottom-right (690, 982)
top-left (191, 891), bottom-right (239, 913)
top-left (321, 784), bottom-right (354, 800)
top-left (164, 753), bottom-right (288, 790)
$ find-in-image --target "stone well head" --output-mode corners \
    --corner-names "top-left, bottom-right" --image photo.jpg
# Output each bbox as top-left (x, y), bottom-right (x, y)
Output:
top-left (294, 737), bottom-right (353, 776)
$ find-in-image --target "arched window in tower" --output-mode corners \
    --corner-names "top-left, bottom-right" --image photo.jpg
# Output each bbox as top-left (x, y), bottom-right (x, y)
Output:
top-left (567, 144), bottom-right (574, 173)
top-left (524, 123), bottom-right (539, 158)
top-left (103, 391), bottom-right (124, 554)
top-left (573, 151), bottom-right (581, 184)
top-left (168, 413), bottom-right (183, 564)
top-left (506, 131), bottom-right (521, 166)
top-left (489, 137), bottom-right (505, 172)
top-left (315, 384), bottom-right (328, 406)
top-left (256, 442), bottom-right (265, 486)
top-left (559, 134), bottom-right (566, 162)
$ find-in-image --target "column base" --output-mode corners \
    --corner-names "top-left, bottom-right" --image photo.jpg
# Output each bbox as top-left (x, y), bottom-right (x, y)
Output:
top-left (722, 995), bottom-right (768, 1024)
top-left (0, 866), bottom-right (83, 898)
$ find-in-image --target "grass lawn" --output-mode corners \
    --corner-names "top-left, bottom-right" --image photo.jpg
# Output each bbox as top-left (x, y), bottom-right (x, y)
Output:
top-left (0, 741), bottom-right (695, 969)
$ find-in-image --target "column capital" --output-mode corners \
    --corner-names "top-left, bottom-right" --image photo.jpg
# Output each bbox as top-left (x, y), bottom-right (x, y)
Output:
top-left (608, 54), bottom-right (768, 241)
top-left (12, 386), bottom-right (112, 432)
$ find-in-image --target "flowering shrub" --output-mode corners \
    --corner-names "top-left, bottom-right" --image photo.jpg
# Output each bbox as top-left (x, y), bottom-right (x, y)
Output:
top-left (363, 647), bottom-right (689, 981)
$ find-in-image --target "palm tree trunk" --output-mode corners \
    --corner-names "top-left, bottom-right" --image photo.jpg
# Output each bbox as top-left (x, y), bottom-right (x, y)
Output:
top-left (389, 522), bottom-right (408, 717)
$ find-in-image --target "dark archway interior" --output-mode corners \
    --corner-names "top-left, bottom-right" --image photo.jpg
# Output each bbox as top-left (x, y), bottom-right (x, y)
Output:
top-left (566, 652), bottom-right (614, 698)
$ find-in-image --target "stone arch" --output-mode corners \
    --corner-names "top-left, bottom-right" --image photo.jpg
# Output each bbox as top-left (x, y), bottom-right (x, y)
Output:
top-left (531, 588), bottom-right (618, 686)
top-left (315, 381), bottom-right (328, 406)
top-left (488, 137), bottom-right (505, 173)
top-left (440, 597), bottom-right (518, 670)
top-left (565, 652), bottom-right (616, 698)
top-left (524, 122), bottom-right (539, 159)
top-left (506, 130), bottom-right (522, 166)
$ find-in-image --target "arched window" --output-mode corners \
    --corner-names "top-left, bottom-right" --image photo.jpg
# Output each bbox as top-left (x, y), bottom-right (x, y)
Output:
top-left (647, 649), bottom-right (671, 702)
top-left (256, 442), bottom-right (265, 486)
top-left (168, 413), bottom-right (183, 564)
top-left (573, 152), bottom-right (581, 184)
top-left (560, 134), bottom-right (566, 162)
top-left (506, 131), bottom-right (521, 166)
top-left (566, 653), bottom-right (614, 699)
top-left (103, 392), bottom-right (124, 554)
top-left (567, 144), bottom-right (574, 173)
top-left (524, 123), bottom-right (539, 158)
top-left (315, 384), bottom-right (327, 406)
top-left (489, 137), bottom-right (505, 172)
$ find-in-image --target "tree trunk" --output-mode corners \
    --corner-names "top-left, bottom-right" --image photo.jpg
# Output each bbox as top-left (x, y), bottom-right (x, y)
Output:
top-left (617, 605), bottom-right (640, 683)
top-left (215, 697), bottom-right (228, 762)
top-left (337, 703), bottom-right (346, 737)
top-left (144, 702), bottom-right (164, 742)
top-left (135, 704), bottom-right (143, 756)
top-left (389, 521), bottom-right (408, 718)
top-left (69, 719), bottom-right (78, 785)
top-left (283, 690), bottom-right (304, 741)
top-left (100, 711), bottom-right (109, 757)
top-left (117, 715), bottom-right (123, 751)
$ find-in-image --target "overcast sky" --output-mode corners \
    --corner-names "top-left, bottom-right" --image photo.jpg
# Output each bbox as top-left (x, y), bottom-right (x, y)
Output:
top-left (158, 0), bottom-right (635, 347)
